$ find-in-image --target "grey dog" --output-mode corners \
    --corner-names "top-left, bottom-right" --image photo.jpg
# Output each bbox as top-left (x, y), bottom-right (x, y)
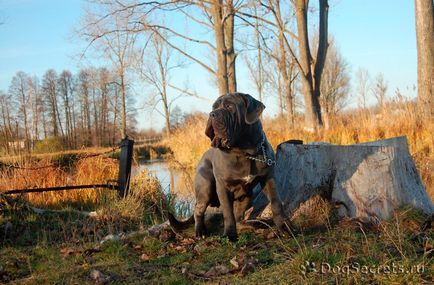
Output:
top-left (171, 93), bottom-right (287, 240)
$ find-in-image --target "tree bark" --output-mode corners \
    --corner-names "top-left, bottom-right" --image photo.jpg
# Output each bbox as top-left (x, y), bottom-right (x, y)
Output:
top-left (225, 0), bottom-right (237, 93)
top-left (250, 136), bottom-right (434, 221)
top-left (294, 0), bottom-right (328, 131)
top-left (415, 0), bottom-right (434, 117)
top-left (273, 0), bottom-right (295, 126)
top-left (254, 6), bottom-right (264, 103)
top-left (120, 72), bottom-right (127, 139)
top-left (212, 0), bottom-right (229, 95)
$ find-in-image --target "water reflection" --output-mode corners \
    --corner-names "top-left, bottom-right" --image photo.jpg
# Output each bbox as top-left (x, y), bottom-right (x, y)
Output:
top-left (133, 159), bottom-right (194, 216)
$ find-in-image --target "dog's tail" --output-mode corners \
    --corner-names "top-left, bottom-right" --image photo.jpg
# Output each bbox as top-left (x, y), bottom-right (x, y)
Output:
top-left (167, 213), bottom-right (195, 231)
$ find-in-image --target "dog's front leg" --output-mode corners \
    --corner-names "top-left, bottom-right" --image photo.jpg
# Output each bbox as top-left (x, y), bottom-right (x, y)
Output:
top-left (216, 179), bottom-right (237, 240)
top-left (261, 177), bottom-right (287, 230)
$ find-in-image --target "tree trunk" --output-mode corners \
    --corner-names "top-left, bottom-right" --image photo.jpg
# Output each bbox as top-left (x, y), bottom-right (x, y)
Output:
top-left (225, 0), bottom-right (237, 93)
top-left (415, 0), bottom-right (434, 117)
top-left (254, 6), bottom-right (264, 103)
top-left (41, 108), bottom-right (47, 139)
top-left (92, 88), bottom-right (99, 146)
top-left (120, 72), bottom-right (127, 139)
top-left (294, 0), bottom-right (328, 131)
top-left (212, 0), bottom-right (229, 95)
top-left (273, 0), bottom-right (294, 127)
top-left (250, 136), bottom-right (434, 221)
top-left (0, 99), bottom-right (11, 154)
top-left (161, 82), bottom-right (171, 137)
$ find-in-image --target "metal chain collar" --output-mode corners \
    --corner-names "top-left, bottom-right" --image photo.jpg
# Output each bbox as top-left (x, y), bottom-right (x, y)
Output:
top-left (246, 133), bottom-right (276, 166)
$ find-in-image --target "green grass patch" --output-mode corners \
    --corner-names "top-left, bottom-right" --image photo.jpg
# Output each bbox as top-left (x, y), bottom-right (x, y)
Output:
top-left (0, 195), bottom-right (432, 284)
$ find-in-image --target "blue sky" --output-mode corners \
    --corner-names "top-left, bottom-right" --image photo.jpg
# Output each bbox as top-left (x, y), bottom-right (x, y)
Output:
top-left (0, 0), bottom-right (83, 87)
top-left (0, 0), bottom-right (418, 130)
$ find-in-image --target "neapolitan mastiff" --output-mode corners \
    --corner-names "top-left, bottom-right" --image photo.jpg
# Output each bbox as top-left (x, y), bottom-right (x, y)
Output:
top-left (171, 93), bottom-right (288, 240)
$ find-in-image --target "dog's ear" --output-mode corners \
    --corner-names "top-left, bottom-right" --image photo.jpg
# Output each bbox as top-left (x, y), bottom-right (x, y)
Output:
top-left (205, 117), bottom-right (215, 140)
top-left (240, 93), bottom-right (265, 124)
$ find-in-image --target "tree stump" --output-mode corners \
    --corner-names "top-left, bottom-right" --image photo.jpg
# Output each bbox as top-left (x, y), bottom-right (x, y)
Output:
top-left (250, 136), bottom-right (434, 222)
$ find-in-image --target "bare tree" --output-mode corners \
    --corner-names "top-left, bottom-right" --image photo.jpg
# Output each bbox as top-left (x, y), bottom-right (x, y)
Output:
top-left (294, 0), bottom-right (329, 131)
top-left (77, 70), bottom-right (92, 146)
top-left (239, 0), bottom-right (329, 130)
top-left (58, 70), bottom-right (75, 147)
top-left (138, 34), bottom-right (177, 137)
top-left (98, 68), bottom-right (113, 146)
top-left (0, 91), bottom-right (14, 153)
top-left (268, 0), bottom-right (298, 126)
top-left (9, 72), bottom-right (32, 152)
top-left (320, 41), bottom-right (350, 128)
top-left (372, 73), bottom-right (388, 114)
top-left (356, 68), bottom-right (371, 110)
top-left (80, 0), bottom-right (241, 96)
top-left (415, 0), bottom-right (434, 116)
top-left (28, 76), bottom-right (42, 142)
top-left (42, 69), bottom-right (64, 138)
top-left (239, 1), bottom-right (299, 125)
top-left (243, 4), bottom-right (266, 104)
top-left (80, 3), bottom-right (139, 139)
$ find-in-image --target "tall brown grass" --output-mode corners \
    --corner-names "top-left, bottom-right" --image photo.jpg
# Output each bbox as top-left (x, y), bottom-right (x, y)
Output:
top-left (0, 156), bottom-right (119, 207)
top-left (166, 102), bottom-right (434, 198)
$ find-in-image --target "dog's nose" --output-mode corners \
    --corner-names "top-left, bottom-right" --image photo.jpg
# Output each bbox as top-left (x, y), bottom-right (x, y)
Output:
top-left (210, 111), bottom-right (216, 118)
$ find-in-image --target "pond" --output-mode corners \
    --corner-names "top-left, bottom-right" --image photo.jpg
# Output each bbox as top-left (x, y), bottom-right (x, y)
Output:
top-left (133, 159), bottom-right (195, 216)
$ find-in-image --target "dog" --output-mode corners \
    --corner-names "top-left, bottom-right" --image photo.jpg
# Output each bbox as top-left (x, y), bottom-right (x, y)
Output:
top-left (170, 93), bottom-right (287, 240)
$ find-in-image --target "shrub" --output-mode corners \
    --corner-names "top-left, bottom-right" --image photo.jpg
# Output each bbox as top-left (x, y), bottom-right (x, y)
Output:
top-left (33, 137), bottom-right (65, 154)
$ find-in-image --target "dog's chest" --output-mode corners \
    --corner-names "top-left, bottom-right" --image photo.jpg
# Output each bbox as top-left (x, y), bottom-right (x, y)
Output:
top-left (219, 155), bottom-right (265, 189)
top-left (241, 174), bottom-right (255, 184)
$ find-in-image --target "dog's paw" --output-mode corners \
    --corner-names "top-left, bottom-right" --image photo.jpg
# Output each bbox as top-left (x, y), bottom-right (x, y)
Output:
top-left (223, 232), bottom-right (238, 242)
top-left (195, 225), bottom-right (208, 238)
top-left (223, 227), bottom-right (238, 241)
top-left (276, 219), bottom-right (297, 236)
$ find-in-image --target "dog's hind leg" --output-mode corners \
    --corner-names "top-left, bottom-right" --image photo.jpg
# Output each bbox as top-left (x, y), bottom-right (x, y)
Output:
top-left (194, 164), bottom-right (215, 237)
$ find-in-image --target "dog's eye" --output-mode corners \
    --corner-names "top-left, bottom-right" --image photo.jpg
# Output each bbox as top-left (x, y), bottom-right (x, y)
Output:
top-left (225, 104), bottom-right (233, 110)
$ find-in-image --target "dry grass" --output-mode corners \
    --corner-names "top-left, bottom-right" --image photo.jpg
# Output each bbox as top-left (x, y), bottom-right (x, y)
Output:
top-left (0, 103), bottom-right (432, 284)
top-left (166, 102), bottom-right (434, 198)
top-left (163, 113), bottom-right (210, 168)
top-left (0, 156), bottom-right (119, 207)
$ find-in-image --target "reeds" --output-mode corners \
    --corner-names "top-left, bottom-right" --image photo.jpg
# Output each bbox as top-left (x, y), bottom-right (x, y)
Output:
top-left (0, 156), bottom-right (119, 207)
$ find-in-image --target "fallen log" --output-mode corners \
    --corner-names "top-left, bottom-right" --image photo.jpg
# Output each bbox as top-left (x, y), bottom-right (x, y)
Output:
top-left (250, 136), bottom-right (434, 222)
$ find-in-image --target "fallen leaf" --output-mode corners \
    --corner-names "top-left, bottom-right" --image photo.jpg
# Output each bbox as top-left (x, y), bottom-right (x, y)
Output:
top-left (266, 231), bottom-right (276, 239)
top-left (230, 256), bottom-right (240, 269)
top-left (229, 254), bottom-right (258, 276)
top-left (255, 228), bottom-right (265, 234)
top-left (133, 244), bottom-right (143, 251)
top-left (100, 233), bottom-right (124, 245)
top-left (140, 253), bottom-right (151, 261)
top-left (89, 269), bottom-right (110, 283)
top-left (60, 248), bottom-right (76, 259)
top-left (205, 264), bottom-right (230, 277)
top-left (83, 246), bottom-right (101, 256)
top-left (241, 256), bottom-right (257, 276)
top-left (193, 244), bottom-right (202, 256)
top-left (84, 256), bottom-right (96, 265)
top-left (180, 238), bottom-right (195, 246)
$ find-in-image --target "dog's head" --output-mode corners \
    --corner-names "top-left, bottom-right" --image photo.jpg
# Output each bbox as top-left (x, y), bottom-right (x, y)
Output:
top-left (205, 93), bottom-right (265, 148)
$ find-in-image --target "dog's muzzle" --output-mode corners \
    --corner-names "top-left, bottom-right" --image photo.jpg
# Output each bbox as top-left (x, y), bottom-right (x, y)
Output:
top-left (209, 109), bottom-right (234, 148)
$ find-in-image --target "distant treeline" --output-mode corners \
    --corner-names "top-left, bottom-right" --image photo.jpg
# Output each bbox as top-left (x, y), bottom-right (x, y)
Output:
top-left (0, 68), bottom-right (137, 154)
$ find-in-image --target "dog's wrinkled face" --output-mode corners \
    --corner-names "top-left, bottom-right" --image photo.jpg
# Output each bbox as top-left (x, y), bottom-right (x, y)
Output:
top-left (205, 93), bottom-right (265, 148)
